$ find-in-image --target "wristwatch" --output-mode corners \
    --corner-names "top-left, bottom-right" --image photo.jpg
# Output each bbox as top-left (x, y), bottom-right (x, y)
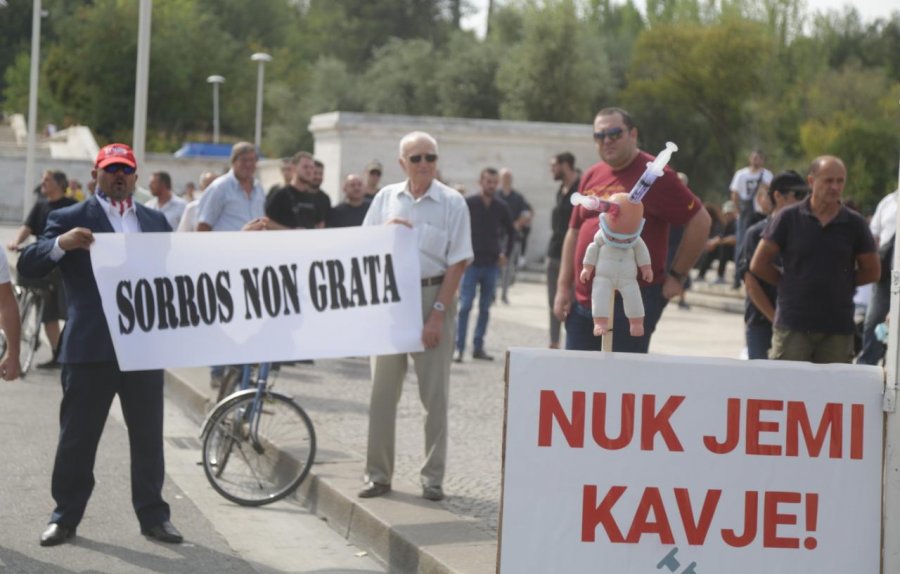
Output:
top-left (668, 269), bottom-right (687, 284)
top-left (433, 301), bottom-right (446, 312)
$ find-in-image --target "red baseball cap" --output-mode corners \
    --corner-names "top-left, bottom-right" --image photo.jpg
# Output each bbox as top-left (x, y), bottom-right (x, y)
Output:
top-left (95, 143), bottom-right (137, 170)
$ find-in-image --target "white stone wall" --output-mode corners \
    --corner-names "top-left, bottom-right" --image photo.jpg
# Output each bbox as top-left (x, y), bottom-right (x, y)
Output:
top-left (309, 111), bottom-right (599, 266)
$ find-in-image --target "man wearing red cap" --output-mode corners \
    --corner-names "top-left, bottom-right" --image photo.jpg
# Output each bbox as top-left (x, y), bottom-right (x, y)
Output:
top-left (18, 143), bottom-right (183, 546)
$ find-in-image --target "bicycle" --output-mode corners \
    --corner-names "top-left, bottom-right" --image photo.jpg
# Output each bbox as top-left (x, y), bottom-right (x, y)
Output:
top-left (12, 274), bottom-right (51, 376)
top-left (199, 362), bottom-right (317, 506)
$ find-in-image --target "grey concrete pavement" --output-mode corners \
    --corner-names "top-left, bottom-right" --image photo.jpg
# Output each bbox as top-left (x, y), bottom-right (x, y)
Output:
top-left (166, 278), bottom-right (746, 573)
top-left (0, 357), bottom-right (384, 573)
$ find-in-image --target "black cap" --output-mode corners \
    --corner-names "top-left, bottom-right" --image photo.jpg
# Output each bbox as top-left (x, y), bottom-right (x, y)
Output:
top-left (770, 170), bottom-right (809, 194)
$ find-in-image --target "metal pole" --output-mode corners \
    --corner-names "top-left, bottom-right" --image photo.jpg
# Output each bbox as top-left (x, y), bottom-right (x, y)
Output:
top-left (251, 53), bottom-right (271, 149)
top-left (882, 122), bottom-right (900, 573)
top-left (206, 75), bottom-right (224, 144)
top-left (23, 0), bottom-right (42, 220)
top-left (132, 0), bottom-right (151, 168)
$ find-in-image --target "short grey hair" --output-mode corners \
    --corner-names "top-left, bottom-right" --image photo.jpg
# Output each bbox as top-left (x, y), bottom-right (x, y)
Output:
top-left (398, 131), bottom-right (438, 157)
top-left (230, 141), bottom-right (257, 164)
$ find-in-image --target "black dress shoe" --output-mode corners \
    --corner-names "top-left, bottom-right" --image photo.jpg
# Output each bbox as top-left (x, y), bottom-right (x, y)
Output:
top-left (358, 481), bottom-right (391, 498)
top-left (141, 521), bottom-right (183, 543)
top-left (472, 349), bottom-right (494, 361)
top-left (36, 357), bottom-right (61, 370)
top-left (40, 523), bottom-right (76, 546)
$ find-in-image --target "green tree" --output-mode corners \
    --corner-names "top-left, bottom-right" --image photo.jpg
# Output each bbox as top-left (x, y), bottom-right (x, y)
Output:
top-left (361, 38), bottom-right (438, 116)
top-left (495, 0), bottom-right (611, 123)
top-left (433, 31), bottom-right (500, 118)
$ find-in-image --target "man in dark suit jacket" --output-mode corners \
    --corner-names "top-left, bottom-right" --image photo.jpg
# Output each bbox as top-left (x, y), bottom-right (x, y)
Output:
top-left (18, 143), bottom-right (183, 547)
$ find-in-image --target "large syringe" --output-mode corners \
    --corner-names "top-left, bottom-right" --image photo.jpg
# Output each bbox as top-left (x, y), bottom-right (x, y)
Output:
top-left (570, 142), bottom-right (679, 211)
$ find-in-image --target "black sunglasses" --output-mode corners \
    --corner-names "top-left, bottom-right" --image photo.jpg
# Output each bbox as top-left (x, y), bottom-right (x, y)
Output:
top-left (369, 169), bottom-right (382, 176)
top-left (790, 190), bottom-right (808, 199)
top-left (102, 164), bottom-right (136, 175)
top-left (593, 127), bottom-right (625, 142)
top-left (408, 154), bottom-right (438, 164)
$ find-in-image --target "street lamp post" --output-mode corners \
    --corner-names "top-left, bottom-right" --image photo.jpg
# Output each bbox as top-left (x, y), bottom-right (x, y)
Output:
top-left (23, 0), bottom-right (43, 220)
top-left (206, 75), bottom-right (225, 144)
top-left (250, 52), bottom-right (272, 150)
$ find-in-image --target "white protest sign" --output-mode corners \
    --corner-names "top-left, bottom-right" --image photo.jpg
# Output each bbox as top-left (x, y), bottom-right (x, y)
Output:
top-left (89, 226), bottom-right (423, 371)
top-left (500, 349), bottom-right (883, 573)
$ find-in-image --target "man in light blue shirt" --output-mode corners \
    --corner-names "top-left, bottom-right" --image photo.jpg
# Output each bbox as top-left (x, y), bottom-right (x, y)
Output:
top-left (197, 142), bottom-right (266, 232)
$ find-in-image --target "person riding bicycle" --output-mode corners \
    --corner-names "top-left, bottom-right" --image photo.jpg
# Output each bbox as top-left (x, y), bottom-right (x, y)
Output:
top-left (7, 169), bottom-right (77, 369)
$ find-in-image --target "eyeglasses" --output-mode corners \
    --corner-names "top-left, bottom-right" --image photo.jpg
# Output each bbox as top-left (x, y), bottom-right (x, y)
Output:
top-left (408, 154), bottom-right (438, 164)
top-left (593, 127), bottom-right (625, 143)
top-left (102, 164), bottom-right (136, 175)
top-left (369, 170), bottom-right (382, 176)
top-left (790, 190), bottom-right (808, 200)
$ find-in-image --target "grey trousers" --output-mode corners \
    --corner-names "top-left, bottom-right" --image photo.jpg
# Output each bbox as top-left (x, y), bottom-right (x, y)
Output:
top-left (364, 283), bottom-right (456, 488)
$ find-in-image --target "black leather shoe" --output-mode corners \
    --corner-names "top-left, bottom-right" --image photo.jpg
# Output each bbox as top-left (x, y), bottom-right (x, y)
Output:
top-left (36, 358), bottom-right (61, 370)
top-left (472, 349), bottom-right (494, 361)
top-left (40, 523), bottom-right (76, 546)
top-left (141, 521), bottom-right (183, 543)
top-left (358, 481), bottom-right (391, 498)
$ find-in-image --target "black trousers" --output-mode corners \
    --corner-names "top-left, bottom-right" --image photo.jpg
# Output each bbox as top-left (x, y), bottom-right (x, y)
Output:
top-left (50, 362), bottom-right (170, 529)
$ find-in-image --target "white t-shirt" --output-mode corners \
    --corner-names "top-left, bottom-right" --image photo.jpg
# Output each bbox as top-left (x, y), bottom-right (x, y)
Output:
top-left (730, 167), bottom-right (773, 214)
top-left (0, 253), bottom-right (10, 285)
top-left (870, 190), bottom-right (898, 246)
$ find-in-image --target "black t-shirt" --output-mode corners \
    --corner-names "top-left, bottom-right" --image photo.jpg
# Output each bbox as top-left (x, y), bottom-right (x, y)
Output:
top-left (736, 217), bottom-right (777, 326)
top-left (265, 185), bottom-right (331, 229)
top-left (25, 196), bottom-right (78, 237)
top-left (764, 200), bottom-right (875, 334)
top-left (467, 195), bottom-right (515, 266)
top-left (548, 178), bottom-right (579, 259)
top-left (327, 200), bottom-right (370, 228)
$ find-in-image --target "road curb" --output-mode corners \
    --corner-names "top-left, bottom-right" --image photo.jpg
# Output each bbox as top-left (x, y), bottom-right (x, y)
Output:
top-left (164, 368), bottom-right (496, 574)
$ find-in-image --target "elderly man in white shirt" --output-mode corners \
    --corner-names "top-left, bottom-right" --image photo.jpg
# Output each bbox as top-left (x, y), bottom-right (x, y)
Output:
top-left (858, 189), bottom-right (898, 365)
top-left (358, 131), bottom-right (473, 502)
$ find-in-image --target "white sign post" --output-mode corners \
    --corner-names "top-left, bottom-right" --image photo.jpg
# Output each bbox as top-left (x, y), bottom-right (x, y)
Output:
top-left (500, 349), bottom-right (883, 573)
top-left (89, 226), bottom-right (423, 371)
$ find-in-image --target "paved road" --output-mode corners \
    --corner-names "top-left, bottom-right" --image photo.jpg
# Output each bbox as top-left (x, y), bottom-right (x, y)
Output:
top-left (0, 361), bottom-right (384, 573)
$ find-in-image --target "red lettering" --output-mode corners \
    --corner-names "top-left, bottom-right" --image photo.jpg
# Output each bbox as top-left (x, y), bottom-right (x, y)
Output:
top-left (640, 395), bottom-right (685, 452)
top-left (851, 404), bottom-right (864, 460)
top-left (703, 398), bottom-right (740, 454)
top-left (625, 487), bottom-right (675, 544)
top-left (746, 399), bottom-right (783, 456)
top-left (592, 393), bottom-right (635, 450)
top-left (785, 402), bottom-right (843, 458)
top-left (763, 491), bottom-right (801, 549)
top-left (582, 485), bottom-right (626, 542)
top-left (538, 390), bottom-right (584, 447)
top-left (675, 488), bottom-right (722, 545)
top-left (721, 491), bottom-right (758, 547)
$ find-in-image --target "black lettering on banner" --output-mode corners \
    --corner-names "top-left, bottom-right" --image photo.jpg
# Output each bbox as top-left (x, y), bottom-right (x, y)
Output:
top-left (117, 281), bottom-right (135, 334)
top-left (261, 266), bottom-right (282, 317)
top-left (197, 273), bottom-right (217, 324)
top-left (175, 275), bottom-right (200, 327)
top-left (241, 267), bottom-right (263, 319)
top-left (363, 255), bottom-right (381, 305)
top-left (153, 277), bottom-right (177, 330)
top-left (310, 261), bottom-right (327, 312)
top-left (134, 279), bottom-right (156, 332)
top-left (326, 260), bottom-right (350, 310)
top-left (278, 264), bottom-right (301, 316)
top-left (348, 258), bottom-right (367, 307)
top-left (216, 271), bottom-right (234, 322)
top-left (382, 254), bottom-right (400, 303)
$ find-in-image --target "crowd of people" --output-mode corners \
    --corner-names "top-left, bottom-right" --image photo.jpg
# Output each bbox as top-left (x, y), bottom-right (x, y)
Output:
top-left (2, 103), bottom-right (895, 548)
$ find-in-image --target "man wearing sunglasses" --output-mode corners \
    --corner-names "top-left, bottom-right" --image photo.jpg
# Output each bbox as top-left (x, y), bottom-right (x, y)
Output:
top-left (554, 107), bottom-right (710, 354)
top-left (751, 156), bottom-right (879, 363)
top-left (359, 131), bottom-right (472, 502)
top-left (736, 170), bottom-right (809, 360)
top-left (18, 143), bottom-right (184, 546)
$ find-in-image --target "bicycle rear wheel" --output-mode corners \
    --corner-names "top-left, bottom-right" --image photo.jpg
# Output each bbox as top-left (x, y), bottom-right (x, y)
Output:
top-left (202, 392), bottom-right (316, 506)
top-left (19, 291), bottom-right (43, 375)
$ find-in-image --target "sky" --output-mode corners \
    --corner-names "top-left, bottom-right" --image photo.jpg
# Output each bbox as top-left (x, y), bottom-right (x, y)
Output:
top-left (461, 0), bottom-right (899, 37)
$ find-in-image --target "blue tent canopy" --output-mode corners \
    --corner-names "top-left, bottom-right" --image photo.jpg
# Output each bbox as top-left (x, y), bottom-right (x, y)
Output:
top-left (174, 142), bottom-right (235, 158)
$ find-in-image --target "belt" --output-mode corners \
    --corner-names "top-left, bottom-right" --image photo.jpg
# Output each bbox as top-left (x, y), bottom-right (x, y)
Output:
top-left (421, 275), bottom-right (444, 287)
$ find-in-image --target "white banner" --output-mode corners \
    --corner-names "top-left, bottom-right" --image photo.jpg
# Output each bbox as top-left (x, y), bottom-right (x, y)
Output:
top-left (500, 349), bottom-right (883, 573)
top-left (90, 226), bottom-right (423, 371)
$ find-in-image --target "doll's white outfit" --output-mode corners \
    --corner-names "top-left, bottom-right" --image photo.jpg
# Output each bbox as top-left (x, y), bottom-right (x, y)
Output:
top-left (582, 219), bottom-right (651, 320)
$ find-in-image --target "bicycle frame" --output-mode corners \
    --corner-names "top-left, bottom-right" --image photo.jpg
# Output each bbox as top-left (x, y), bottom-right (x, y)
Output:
top-left (199, 362), bottom-right (272, 450)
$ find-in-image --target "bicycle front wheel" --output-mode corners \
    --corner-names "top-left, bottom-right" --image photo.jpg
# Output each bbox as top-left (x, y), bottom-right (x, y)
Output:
top-left (19, 291), bottom-right (43, 375)
top-left (201, 392), bottom-right (316, 506)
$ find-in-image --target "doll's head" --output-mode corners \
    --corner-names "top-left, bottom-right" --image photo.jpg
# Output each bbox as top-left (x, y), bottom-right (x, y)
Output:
top-left (602, 193), bottom-right (644, 235)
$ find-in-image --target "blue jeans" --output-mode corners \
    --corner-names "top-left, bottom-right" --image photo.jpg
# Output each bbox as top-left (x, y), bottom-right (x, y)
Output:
top-left (745, 322), bottom-right (773, 359)
top-left (456, 264), bottom-right (500, 353)
top-left (565, 283), bottom-right (668, 353)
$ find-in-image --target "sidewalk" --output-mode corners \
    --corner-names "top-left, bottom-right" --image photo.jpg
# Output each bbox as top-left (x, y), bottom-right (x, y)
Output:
top-left (165, 279), bottom-right (746, 573)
